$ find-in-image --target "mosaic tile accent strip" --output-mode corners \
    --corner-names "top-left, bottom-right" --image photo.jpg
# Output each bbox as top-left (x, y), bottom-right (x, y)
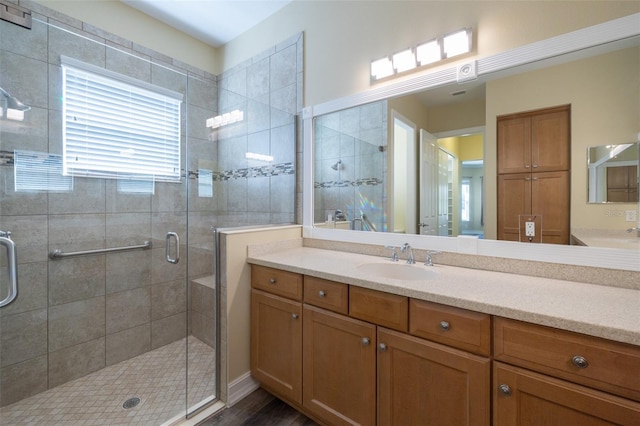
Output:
top-left (215, 162), bottom-right (295, 181)
top-left (314, 177), bottom-right (383, 189)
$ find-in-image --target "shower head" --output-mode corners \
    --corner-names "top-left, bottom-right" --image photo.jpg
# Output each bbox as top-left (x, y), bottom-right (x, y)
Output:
top-left (331, 160), bottom-right (342, 170)
top-left (0, 87), bottom-right (31, 121)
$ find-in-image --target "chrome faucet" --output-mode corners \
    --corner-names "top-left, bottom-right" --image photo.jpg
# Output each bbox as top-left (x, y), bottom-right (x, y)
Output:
top-left (424, 250), bottom-right (441, 267)
top-left (626, 227), bottom-right (640, 237)
top-left (401, 243), bottom-right (415, 264)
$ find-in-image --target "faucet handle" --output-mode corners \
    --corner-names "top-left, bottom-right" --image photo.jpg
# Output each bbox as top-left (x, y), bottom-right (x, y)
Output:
top-left (424, 250), bottom-right (441, 267)
top-left (384, 245), bottom-right (399, 262)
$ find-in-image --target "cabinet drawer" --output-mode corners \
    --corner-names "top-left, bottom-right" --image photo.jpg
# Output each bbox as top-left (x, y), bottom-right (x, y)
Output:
top-left (349, 286), bottom-right (408, 332)
top-left (494, 317), bottom-right (640, 402)
top-left (410, 299), bottom-right (491, 356)
top-left (251, 265), bottom-right (303, 301)
top-left (304, 276), bottom-right (348, 315)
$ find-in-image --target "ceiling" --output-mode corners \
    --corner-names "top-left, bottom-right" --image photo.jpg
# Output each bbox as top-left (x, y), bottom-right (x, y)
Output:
top-left (122, 0), bottom-right (293, 47)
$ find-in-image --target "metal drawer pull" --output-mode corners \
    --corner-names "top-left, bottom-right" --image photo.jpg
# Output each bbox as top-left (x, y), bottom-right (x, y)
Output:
top-left (572, 355), bottom-right (589, 369)
top-left (292, 313), bottom-right (299, 320)
top-left (269, 278), bottom-right (276, 284)
top-left (165, 232), bottom-right (180, 264)
top-left (498, 384), bottom-right (512, 396)
top-left (439, 320), bottom-right (450, 331)
top-left (318, 290), bottom-right (326, 298)
top-left (362, 337), bottom-right (370, 346)
top-left (378, 343), bottom-right (387, 352)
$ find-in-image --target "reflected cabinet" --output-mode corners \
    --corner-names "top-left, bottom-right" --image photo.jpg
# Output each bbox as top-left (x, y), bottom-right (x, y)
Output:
top-left (497, 105), bottom-right (571, 244)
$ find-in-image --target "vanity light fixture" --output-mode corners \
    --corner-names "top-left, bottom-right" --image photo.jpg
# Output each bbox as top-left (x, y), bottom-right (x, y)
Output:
top-left (370, 57), bottom-right (395, 80)
top-left (392, 48), bottom-right (417, 73)
top-left (371, 27), bottom-right (473, 82)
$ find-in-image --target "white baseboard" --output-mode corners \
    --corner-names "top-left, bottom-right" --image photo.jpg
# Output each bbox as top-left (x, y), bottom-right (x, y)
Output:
top-left (227, 372), bottom-right (260, 407)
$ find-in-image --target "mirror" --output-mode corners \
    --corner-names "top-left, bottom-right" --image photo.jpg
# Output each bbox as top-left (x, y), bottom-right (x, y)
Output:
top-left (312, 41), bottom-right (640, 250)
top-left (588, 142), bottom-right (639, 203)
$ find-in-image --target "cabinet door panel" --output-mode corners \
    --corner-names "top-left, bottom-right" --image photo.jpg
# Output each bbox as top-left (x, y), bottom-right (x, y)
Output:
top-left (530, 107), bottom-right (570, 172)
top-left (531, 171), bottom-right (570, 245)
top-left (250, 289), bottom-right (302, 404)
top-left (494, 362), bottom-right (640, 426)
top-left (497, 173), bottom-right (532, 241)
top-left (378, 328), bottom-right (490, 426)
top-left (303, 305), bottom-right (376, 426)
top-left (498, 116), bottom-right (532, 174)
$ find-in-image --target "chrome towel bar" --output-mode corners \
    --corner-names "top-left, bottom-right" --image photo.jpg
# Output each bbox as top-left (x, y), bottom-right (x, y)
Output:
top-left (49, 240), bottom-right (152, 260)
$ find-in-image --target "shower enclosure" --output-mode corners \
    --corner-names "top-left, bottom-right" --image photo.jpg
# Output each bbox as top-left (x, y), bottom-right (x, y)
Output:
top-left (1, 2), bottom-right (300, 422)
top-left (0, 6), bottom-right (218, 424)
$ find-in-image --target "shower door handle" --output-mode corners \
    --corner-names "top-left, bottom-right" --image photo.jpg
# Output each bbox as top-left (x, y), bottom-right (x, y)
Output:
top-left (165, 232), bottom-right (180, 264)
top-left (0, 231), bottom-right (18, 307)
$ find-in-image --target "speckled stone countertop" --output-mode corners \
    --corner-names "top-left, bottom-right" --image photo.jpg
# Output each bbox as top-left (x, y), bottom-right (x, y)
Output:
top-left (247, 244), bottom-right (640, 346)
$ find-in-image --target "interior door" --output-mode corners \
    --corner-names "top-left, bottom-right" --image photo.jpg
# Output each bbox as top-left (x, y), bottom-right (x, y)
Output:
top-left (419, 129), bottom-right (438, 235)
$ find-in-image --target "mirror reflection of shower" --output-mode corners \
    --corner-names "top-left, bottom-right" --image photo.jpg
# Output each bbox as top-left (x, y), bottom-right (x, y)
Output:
top-left (0, 87), bottom-right (31, 121)
top-left (331, 159), bottom-right (342, 170)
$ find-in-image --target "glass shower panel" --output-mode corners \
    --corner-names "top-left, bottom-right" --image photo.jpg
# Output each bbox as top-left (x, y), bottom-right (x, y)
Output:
top-left (0, 11), bottom-right (217, 424)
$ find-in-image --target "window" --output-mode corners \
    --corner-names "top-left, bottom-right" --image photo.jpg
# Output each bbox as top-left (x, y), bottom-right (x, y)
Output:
top-left (61, 56), bottom-right (182, 182)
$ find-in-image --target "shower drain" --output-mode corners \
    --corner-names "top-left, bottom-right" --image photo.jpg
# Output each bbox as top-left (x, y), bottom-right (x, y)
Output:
top-left (122, 397), bottom-right (141, 409)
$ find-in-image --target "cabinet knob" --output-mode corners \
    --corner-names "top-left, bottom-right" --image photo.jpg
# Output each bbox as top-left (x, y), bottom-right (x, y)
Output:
top-left (525, 164), bottom-right (530, 168)
top-left (378, 343), bottom-right (387, 352)
top-left (291, 313), bottom-right (299, 320)
top-left (572, 355), bottom-right (589, 369)
top-left (362, 337), bottom-right (370, 346)
top-left (439, 320), bottom-right (450, 331)
top-left (318, 290), bottom-right (326, 298)
top-left (269, 278), bottom-right (276, 285)
top-left (498, 384), bottom-right (512, 396)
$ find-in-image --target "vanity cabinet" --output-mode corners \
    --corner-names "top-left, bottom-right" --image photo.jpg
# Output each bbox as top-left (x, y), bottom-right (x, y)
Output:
top-left (497, 105), bottom-right (571, 245)
top-left (493, 317), bottom-right (640, 424)
top-left (251, 264), bottom-right (491, 425)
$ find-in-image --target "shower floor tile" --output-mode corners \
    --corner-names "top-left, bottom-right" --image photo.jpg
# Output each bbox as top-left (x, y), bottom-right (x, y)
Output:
top-left (1, 337), bottom-right (216, 425)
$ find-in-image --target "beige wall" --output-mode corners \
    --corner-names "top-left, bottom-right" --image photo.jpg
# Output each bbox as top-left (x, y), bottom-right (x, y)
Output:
top-left (221, 1), bottom-right (640, 105)
top-left (34, 0), bottom-right (217, 73)
top-left (485, 46), bottom-right (640, 238)
top-left (222, 227), bottom-right (302, 384)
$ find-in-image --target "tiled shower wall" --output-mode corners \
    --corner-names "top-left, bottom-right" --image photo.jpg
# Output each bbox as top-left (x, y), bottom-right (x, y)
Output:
top-left (0, 1), bottom-right (302, 407)
top-left (313, 100), bottom-right (388, 231)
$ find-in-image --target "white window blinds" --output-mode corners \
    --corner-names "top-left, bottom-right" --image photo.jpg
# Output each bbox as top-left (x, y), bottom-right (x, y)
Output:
top-left (61, 56), bottom-right (183, 182)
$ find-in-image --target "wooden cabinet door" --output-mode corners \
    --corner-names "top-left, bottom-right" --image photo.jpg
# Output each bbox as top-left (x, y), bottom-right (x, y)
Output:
top-left (497, 173), bottom-right (532, 241)
top-left (530, 107), bottom-right (570, 172)
top-left (494, 362), bottom-right (640, 426)
top-left (303, 304), bottom-right (376, 426)
top-left (531, 170), bottom-right (570, 245)
top-left (497, 116), bottom-right (532, 174)
top-left (378, 328), bottom-right (490, 426)
top-left (250, 289), bottom-right (302, 404)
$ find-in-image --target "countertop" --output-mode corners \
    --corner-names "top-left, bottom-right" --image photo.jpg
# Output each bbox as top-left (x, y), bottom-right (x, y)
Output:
top-left (571, 227), bottom-right (640, 250)
top-left (247, 246), bottom-right (640, 346)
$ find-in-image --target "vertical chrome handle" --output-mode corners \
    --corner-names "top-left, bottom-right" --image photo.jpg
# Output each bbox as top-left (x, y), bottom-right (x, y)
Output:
top-left (165, 232), bottom-right (180, 264)
top-left (0, 232), bottom-right (18, 307)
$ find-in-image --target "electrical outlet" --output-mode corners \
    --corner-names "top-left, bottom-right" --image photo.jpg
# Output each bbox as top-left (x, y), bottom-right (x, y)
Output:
top-left (525, 221), bottom-right (535, 237)
top-left (625, 210), bottom-right (638, 222)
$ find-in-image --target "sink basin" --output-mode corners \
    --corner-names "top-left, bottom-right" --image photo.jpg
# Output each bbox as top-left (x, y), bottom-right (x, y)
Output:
top-left (356, 262), bottom-right (438, 281)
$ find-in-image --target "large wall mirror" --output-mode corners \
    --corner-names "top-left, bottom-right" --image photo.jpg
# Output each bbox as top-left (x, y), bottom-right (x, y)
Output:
top-left (588, 143), bottom-right (639, 203)
top-left (303, 14), bottom-right (640, 271)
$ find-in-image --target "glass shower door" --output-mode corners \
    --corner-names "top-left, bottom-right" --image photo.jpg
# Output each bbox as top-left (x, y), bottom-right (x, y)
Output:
top-left (0, 11), bottom-right (218, 424)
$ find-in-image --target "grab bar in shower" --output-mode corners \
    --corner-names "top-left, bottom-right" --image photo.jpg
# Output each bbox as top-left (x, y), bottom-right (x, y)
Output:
top-left (49, 240), bottom-right (152, 260)
top-left (0, 230), bottom-right (18, 308)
